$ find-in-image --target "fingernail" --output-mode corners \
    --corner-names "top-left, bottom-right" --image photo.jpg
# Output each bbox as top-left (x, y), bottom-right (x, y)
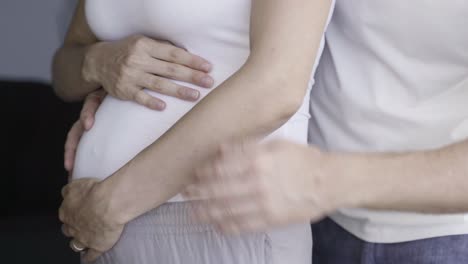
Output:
top-left (151, 101), bottom-right (166, 110)
top-left (186, 89), bottom-right (200, 100)
top-left (200, 62), bottom-right (212, 72)
top-left (201, 76), bottom-right (214, 88)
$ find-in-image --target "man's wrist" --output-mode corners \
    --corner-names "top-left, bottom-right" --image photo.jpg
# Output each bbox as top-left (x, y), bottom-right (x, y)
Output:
top-left (300, 148), bottom-right (352, 216)
top-left (319, 151), bottom-right (378, 211)
top-left (334, 152), bottom-right (413, 211)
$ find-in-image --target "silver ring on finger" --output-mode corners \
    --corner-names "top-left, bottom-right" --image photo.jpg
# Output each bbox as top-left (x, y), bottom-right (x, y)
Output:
top-left (70, 240), bottom-right (87, 253)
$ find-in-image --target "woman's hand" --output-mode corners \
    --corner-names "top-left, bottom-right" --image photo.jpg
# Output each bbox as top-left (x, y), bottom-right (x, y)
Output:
top-left (60, 178), bottom-right (124, 263)
top-left (82, 34), bottom-right (214, 110)
top-left (185, 140), bottom-right (342, 234)
top-left (64, 90), bottom-right (106, 173)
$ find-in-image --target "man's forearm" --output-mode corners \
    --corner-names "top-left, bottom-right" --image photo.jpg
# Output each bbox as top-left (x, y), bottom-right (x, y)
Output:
top-left (336, 139), bottom-right (468, 214)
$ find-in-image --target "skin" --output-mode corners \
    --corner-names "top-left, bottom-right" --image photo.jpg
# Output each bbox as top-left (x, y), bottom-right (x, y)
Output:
top-left (185, 137), bottom-right (468, 233)
top-left (69, 92), bottom-right (468, 232)
top-left (58, 0), bottom-right (333, 262)
top-left (52, 0), bottom-right (214, 109)
top-left (64, 89), bottom-right (106, 173)
top-left (185, 140), bottom-right (335, 234)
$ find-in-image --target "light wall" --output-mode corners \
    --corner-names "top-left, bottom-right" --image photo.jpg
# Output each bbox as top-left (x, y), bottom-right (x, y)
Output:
top-left (0, 0), bottom-right (78, 82)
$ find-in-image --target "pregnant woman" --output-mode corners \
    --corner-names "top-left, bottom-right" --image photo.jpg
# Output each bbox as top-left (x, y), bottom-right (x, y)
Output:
top-left (55, 0), bottom-right (333, 263)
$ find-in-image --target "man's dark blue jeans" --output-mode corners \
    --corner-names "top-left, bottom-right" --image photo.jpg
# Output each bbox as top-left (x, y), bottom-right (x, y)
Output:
top-left (312, 218), bottom-right (468, 264)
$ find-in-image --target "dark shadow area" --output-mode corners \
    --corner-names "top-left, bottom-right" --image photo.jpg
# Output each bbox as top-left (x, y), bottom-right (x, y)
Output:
top-left (1, 80), bottom-right (82, 263)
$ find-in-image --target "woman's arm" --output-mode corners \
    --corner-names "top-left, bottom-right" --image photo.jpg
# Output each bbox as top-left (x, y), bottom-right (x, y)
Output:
top-left (52, 0), bottom-right (214, 107)
top-left (60, 1), bottom-right (333, 259)
top-left (98, 0), bottom-right (333, 224)
top-left (52, 0), bottom-right (99, 100)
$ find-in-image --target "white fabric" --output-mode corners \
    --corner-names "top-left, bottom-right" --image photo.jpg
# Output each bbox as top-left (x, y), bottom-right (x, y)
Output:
top-left (309, 0), bottom-right (468, 243)
top-left (72, 0), bottom-right (326, 202)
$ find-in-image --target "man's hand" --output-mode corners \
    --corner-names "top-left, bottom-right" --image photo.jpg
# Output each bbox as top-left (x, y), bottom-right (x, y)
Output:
top-left (184, 140), bottom-right (340, 234)
top-left (60, 178), bottom-right (125, 263)
top-left (64, 90), bottom-right (106, 173)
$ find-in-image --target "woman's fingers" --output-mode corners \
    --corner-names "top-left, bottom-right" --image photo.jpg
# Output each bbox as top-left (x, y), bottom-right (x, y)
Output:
top-left (91, 35), bottom-right (214, 106)
top-left (80, 90), bottom-right (107, 130)
top-left (83, 249), bottom-right (103, 263)
top-left (131, 87), bottom-right (167, 110)
top-left (139, 74), bottom-right (201, 101)
top-left (61, 224), bottom-right (74, 237)
top-left (64, 90), bottom-right (106, 172)
top-left (146, 40), bottom-right (212, 73)
top-left (144, 59), bottom-right (214, 88)
top-left (69, 239), bottom-right (87, 253)
top-left (64, 121), bottom-right (85, 172)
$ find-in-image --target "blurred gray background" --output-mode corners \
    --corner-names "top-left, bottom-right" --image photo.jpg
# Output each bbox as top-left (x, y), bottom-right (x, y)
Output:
top-left (0, 0), bottom-right (78, 81)
top-left (1, 1), bottom-right (82, 263)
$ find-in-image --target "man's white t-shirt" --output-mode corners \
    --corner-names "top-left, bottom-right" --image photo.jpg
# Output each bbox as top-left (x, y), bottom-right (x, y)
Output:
top-left (309, 0), bottom-right (468, 243)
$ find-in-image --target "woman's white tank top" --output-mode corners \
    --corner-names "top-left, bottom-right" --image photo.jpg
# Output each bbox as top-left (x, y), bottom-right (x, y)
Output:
top-left (72, 0), bottom-right (318, 201)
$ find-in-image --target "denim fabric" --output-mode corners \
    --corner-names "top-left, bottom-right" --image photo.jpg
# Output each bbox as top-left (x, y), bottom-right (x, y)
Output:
top-left (312, 218), bottom-right (468, 264)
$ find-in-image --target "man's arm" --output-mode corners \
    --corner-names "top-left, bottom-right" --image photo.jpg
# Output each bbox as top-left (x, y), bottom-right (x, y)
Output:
top-left (178, 138), bottom-right (468, 233)
top-left (99, 0), bottom-right (333, 224)
top-left (341, 138), bottom-right (468, 214)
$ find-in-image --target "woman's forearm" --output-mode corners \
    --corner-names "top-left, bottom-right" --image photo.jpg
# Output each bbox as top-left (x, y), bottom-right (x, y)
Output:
top-left (100, 66), bottom-right (307, 224)
top-left (52, 44), bottom-right (101, 101)
top-left (334, 139), bottom-right (468, 214)
top-left (95, 0), bottom-right (332, 225)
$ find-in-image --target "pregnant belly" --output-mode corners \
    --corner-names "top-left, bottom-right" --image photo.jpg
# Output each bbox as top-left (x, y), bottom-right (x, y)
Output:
top-left (72, 92), bottom-right (194, 180)
top-left (72, 91), bottom-right (310, 181)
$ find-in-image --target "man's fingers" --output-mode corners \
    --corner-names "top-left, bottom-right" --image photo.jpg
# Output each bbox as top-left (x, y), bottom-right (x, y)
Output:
top-left (195, 152), bottom-right (252, 183)
top-left (83, 249), bottom-right (103, 263)
top-left (139, 74), bottom-right (201, 102)
top-left (147, 41), bottom-right (212, 73)
top-left (132, 88), bottom-right (167, 110)
top-left (193, 196), bottom-right (259, 225)
top-left (220, 213), bottom-right (269, 235)
top-left (81, 90), bottom-right (106, 130)
top-left (184, 179), bottom-right (254, 201)
top-left (218, 140), bottom-right (257, 157)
